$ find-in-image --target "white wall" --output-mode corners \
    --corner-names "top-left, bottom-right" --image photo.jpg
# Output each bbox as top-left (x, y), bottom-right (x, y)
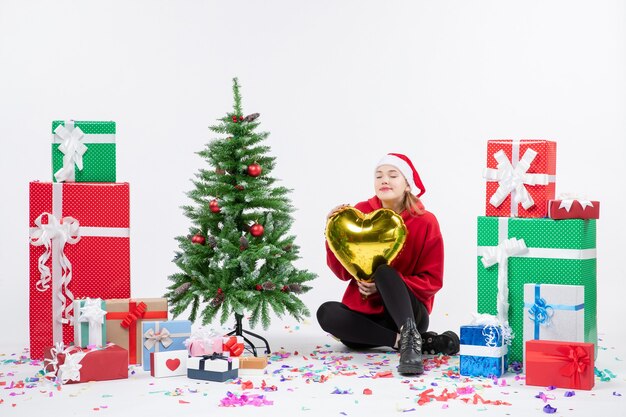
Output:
top-left (1, 0), bottom-right (624, 348)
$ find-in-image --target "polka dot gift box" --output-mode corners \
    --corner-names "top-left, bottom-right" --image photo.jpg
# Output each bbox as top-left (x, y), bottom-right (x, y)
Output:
top-left (51, 120), bottom-right (116, 183)
top-left (483, 139), bottom-right (556, 218)
top-left (476, 216), bottom-right (596, 364)
top-left (29, 181), bottom-right (131, 360)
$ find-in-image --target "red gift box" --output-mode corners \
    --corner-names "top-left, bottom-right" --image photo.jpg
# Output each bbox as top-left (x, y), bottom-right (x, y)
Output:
top-left (548, 198), bottom-right (600, 220)
top-left (525, 340), bottom-right (594, 390)
top-left (483, 140), bottom-right (556, 218)
top-left (29, 182), bottom-right (131, 359)
top-left (43, 344), bottom-right (128, 384)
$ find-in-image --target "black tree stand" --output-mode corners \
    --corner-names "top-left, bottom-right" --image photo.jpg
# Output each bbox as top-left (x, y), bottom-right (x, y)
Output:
top-left (225, 313), bottom-right (271, 356)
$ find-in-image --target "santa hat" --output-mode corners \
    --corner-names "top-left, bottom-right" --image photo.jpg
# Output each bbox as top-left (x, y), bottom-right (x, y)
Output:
top-left (375, 153), bottom-right (426, 197)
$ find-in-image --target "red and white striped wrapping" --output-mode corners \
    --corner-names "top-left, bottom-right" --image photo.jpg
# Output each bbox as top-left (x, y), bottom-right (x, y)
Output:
top-left (29, 182), bottom-right (130, 359)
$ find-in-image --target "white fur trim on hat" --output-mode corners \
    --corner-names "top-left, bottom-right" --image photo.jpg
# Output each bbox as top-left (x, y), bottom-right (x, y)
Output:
top-left (375, 154), bottom-right (420, 194)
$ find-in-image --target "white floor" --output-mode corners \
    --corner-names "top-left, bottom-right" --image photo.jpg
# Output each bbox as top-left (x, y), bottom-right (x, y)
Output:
top-left (1, 321), bottom-right (624, 417)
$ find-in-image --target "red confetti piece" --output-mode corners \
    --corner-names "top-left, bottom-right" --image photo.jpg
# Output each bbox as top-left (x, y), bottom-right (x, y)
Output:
top-left (179, 400), bottom-right (190, 404)
top-left (241, 380), bottom-right (254, 390)
top-left (372, 371), bottom-right (393, 379)
top-left (363, 388), bottom-right (372, 395)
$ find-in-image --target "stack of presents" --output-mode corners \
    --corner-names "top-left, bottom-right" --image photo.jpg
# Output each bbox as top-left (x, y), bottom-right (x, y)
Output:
top-left (29, 120), bottom-right (267, 384)
top-left (459, 140), bottom-right (599, 391)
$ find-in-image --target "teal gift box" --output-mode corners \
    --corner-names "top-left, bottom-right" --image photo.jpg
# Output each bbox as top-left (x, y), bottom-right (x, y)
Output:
top-left (141, 320), bottom-right (191, 371)
top-left (52, 120), bottom-right (116, 182)
top-left (477, 216), bottom-right (596, 364)
top-left (459, 324), bottom-right (508, 378)
top-left (73, 298), bottom-right (107, 348)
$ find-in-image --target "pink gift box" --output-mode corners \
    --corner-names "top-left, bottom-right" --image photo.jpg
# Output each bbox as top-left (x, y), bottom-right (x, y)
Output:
top-left (187, 336), bottom-right (223, 357)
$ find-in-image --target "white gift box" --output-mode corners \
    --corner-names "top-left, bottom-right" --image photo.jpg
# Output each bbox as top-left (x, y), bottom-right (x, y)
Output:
top-left (523, 283), bottom-right (585, 352)
top-left (150, 350), bottom-right (188, 378)
top-left (187, 354), bottom-right (239, 382)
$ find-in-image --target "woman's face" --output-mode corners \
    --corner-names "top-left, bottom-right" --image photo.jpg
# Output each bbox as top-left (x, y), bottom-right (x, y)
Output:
top-left (374, 165), bottom-right (410, 206)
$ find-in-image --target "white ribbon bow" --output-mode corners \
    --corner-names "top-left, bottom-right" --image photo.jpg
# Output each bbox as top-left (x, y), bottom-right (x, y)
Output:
top-left (54, 122), bottom-right (88, 182)
top-left (480, 237), bottom-right (527, 342)
top-left (29, 212), bottom-right (81, 324)
top-left (78, 298), bottom-right (107, 344)
top-left (483, 148), bottom-right (550, 210)
top-left (43, 343), bottom-right (86, 384)
top-left (557, 193), bottom-right (594, 212)
top-left (143, 328), bottom-right (173, 350)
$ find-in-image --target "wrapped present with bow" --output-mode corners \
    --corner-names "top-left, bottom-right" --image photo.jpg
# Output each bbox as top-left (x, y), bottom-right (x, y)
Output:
top-left (187, 353), bottom-right (239, 382)
top-left (73, 298), bottom-right (107, 348)
top-left (523, 284), bottom-right (585, 360)
top-left (141, 320), bottom-right (191, 371)
top-left (477, 216), bottom-right (597, 363)
top-left (52, 120), bottom-right (116, 183)
top-left (222, 336), bottom-right (245, 357)
top-left (43, 343), bottom-right (128, 384)
top-left (483, 139), bottom-right (556, 218)
top-left (184, 327), bottom-right (223, 357)
top-left (29, 182), bottom-right (130, 359)
top-left (548, 194), bottom-right (600, 220)
top-left (105, 298), bottom-right (168, 365)
top-left (150, 350), bottom-right (188, 378)
top-left (459, 315), bottom-right (509, 378)
top-left (525, 340), bottom-right (594, 390)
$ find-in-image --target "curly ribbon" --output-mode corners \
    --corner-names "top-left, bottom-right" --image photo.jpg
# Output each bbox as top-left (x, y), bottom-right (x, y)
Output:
top-left (527, 344), bottom-right (591, 389)
top-left (143, 327), bottom-right (173, 350)
top-left (557, 193), bottom-right (595, 212)
top-left (524, 284), bottom-right (584, 340)
top-left (43, 343), bottom-right (87, 384)
top-left (53, 121), bottom-right (88, 183)
top-left (479, 237), bottom-right (528, 343)
top-left (483, 143), bottom-right (551, 216)
top-left (29, 212), bottom-right (81, 326)
top-left (76, 298), bottom-right (107, 347)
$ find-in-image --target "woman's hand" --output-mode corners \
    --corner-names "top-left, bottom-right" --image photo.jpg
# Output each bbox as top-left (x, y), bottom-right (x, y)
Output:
top-left (357, 280), bottom-right (378, 297)
top-left (327, 204), bottom-right (350, 220)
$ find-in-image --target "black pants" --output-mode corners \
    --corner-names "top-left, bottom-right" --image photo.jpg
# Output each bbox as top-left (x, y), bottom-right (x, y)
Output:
top-left (317, 264), bottom-right (429, 349)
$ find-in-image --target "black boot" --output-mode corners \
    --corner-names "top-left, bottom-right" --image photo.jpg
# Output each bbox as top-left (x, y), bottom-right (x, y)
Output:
top-left (397, 317), bottom-right (424, 375)
top-left (421, 330), bottom-right (460, 355)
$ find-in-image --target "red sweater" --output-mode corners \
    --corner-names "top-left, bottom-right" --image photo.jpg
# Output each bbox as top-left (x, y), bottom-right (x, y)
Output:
top-left (326, 196), bottom-right (444, 315)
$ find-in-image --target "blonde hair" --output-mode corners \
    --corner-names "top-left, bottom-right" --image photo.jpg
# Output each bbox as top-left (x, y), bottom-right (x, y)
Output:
top-left (402, 191), bottom-right (425, 216)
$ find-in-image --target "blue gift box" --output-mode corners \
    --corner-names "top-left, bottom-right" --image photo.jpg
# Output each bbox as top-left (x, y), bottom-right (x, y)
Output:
top-left (459, 325), bottom-right (508, 377)
top-left (187, 354), bottom-right (239, 382)
top-left (141, 320), bottom-right (192, 371)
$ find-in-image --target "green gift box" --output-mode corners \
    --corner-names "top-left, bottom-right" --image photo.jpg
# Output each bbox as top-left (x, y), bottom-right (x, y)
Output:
top-left (476, 216), bottom-right (596, 364)
top-left (52, 120), bottom-right (116, 182)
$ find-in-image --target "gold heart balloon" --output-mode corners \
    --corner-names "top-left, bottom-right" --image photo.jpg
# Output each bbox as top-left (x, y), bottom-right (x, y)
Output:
top-left (325, 207), bottom-right (407, 282)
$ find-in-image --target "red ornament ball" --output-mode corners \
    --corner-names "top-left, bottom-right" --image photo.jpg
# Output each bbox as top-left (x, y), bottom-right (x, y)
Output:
top-left (209, 199), bottom-right (220, 213)
top-left (281, 285), bottom-right (289, 292)
top-left (250, 223), bottom-right (264, 237)
top-left (191, 233), bottom-right (206, 245)
top-left (247, 163), bottom-right (262, 177)
top-left (232, 116), bottom-right (238, 123)
top-left (235, 184), bottom-right (245, 191)
top-left (255, 284), bottom-right (263, 291)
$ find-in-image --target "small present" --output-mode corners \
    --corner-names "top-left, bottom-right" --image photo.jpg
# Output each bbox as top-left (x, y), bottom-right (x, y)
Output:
top-left (184, 327), bottom-right (223, 357)
top-left (187, 354), bottom-right (239, 382)
top-left (52, 120), bottom-right (116, 183)
top-left (223, 336), bottom-right (245, 357)
top-left (105, 298), bottom-right (168, 365)
top-left (238, 356), bottom-right (268, 376)
top-left (150, 350), bottom-right (188, 378)
top-left (548, 196), bottom-right (600, 220)
top-left (73, 298), bottom-right (107, 348)
top-left (483, 139), bottom-right (556, 218)
top-left (459, 324), bottom-right (508, 378)
top-left (526, 340), bottom-right (594, 390)
top-left (43, 343), bottom-right (128, 384)
top-left (142, 320), bottom-right (192, 371)
top-left (29, 181), bottom-right (131, 359)
top-left (523, 283), bottom-right (584, 352)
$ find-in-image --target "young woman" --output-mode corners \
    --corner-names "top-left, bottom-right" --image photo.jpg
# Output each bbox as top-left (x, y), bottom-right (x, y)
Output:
top-left (317, 153), bottom-right (459, 375)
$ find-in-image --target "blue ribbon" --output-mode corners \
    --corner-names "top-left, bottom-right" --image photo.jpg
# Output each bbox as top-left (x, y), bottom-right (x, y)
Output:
top-left (525, 284), bottom-right (584, 339)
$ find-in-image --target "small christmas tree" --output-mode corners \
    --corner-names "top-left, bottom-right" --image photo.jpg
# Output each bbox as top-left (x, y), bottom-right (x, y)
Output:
top-left (166, 78), bottom-right (316, 330)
